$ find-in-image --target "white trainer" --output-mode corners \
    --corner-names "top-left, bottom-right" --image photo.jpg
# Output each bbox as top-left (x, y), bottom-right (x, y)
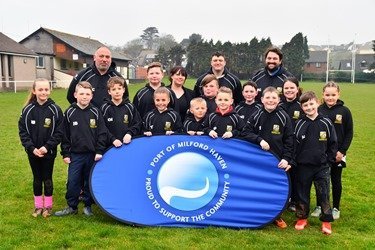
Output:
top-left (311, 206), bottom-right (321, 217)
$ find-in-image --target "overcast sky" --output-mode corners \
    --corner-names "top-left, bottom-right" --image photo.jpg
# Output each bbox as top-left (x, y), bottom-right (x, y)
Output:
top-left (1, 0), bottom-right (374, 47)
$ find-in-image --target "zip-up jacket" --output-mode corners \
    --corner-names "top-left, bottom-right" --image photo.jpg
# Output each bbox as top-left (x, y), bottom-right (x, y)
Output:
top-left (167, 85), bottom-right (196, 121)
top-left (202, 96), bottom-right (217, 115)
top-left (66, 62), bottom-right (127, 108)
top-left (133, 83), bottom-right (175, 118)
top-left (101, 98), bottom-right (142, 144)
top-left (235, 101), bottom-right (262, 122)
top-left (183, 112), bottom-right (207, 134)
top-left (143, 108), bottom-right (182, 135)
top-left (250, 66), bottom-right (293, 101)
top-left (61, 103), bottom-right (107, 158)
top-left (242, 106), bottom-right (294, 162)
top-left (18, 98), bottom-right (64, 158)
top-left (279, 97), bottom-right (303, 128)
top-left (194, 67), bottom-right (243, 104)
top-left (202, 108), bottom-right (245, 137)
top-left (294, 114), bottom-right (338, 166)
top-left (319, 100), bottom-right (353, 155)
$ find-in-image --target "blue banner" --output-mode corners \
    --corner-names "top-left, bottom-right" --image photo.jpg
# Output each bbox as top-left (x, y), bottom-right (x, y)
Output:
top-left (90, 135), bottom-right (290, 228)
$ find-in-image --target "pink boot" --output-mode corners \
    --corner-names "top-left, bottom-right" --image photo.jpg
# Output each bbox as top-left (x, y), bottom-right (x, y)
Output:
top-left (43, 196), bottom-right (53, 218)
top-left (32, 196), bottom-right (43, 217)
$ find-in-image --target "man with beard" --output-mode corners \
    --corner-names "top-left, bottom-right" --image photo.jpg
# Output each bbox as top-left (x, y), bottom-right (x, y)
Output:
top-left (194, 52), bottom-right (243, 105)
top-left (250, 47), bottom-right (293, 102)
top-left (67, 46), bottom-right (127, 108)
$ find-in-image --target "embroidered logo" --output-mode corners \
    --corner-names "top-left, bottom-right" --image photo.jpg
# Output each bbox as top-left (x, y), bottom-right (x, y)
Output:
top-left (43, 118), bottom-right (51, 128)
top-left (90, 119), bottom-right (97, 128)
top-left (293, 111), bottom-right (300, 120)
top-left (164, 122), bottom-right (171, 131)
top-left (271, 124), bottom-right (280, 134)
top-left (226, 125), bottom-right (233, 132)
top-left (123, 115), bottom-right (129, 124)
top-left (276, 87), bottom-right (283, 95)
top-left (319, 131), bottom-right (327, 141)
top-left (107, 117), bottom-right (113, 122)
top-left (335, 114), bottom-right (342, 124)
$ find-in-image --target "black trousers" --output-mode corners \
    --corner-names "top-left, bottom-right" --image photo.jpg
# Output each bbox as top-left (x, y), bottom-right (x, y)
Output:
top-left (315, 164), bottom-right (343, 209)
top-left (28, 156), bottom-right (55, 196)
top-left (295, 164), bottom-right (333, 222)
top-left (288, 167), bottom-right (298, 203)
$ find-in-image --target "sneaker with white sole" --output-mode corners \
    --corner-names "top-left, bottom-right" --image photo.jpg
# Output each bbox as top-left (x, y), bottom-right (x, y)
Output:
top-left (322, 222), bottom-right (332, 235)
top-left (83, 206), bottom-right (93, 216)
top-left (332, 208), bottom-right (340, 220)
top-left (311, 206), bottom-right (321, 217)
top-left (295, 219), bottom-right (308, 230)
top-left (54, 206), bottom-right (78, 217)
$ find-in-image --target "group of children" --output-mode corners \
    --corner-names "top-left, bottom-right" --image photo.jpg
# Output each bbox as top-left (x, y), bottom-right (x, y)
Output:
top-left (18, 66), bottom-right (353, 236)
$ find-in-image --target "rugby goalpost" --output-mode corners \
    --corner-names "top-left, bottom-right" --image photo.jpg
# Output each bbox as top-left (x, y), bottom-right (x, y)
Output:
top-left (325, 42), bottom-right (357, 84)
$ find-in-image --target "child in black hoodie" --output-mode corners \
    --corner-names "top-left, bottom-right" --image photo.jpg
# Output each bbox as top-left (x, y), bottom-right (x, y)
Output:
top-left (294, 91), bottom-right (338, 235)
top-left (19, 78), bottom-right (64, 218)
top-left (143, 87), bottom-right (182, 136)
top-left (242, 86), bottom-right (294, 229)
top-left (183, 97), bottom-right (208, 135)
top-left (203, 87), bottom-right (245, 139)
top-left (101, 76), bottom-right (142, 146)
top-left (56, 81), bottom-right (107, 217)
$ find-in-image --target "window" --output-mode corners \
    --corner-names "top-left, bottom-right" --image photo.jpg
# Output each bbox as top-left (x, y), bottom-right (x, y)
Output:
top-left (315, 62), bottom-right (321, 68)
top-left (7, 55), bottom-right (13, 77)
top-left (36, 56), bottom-right (45, 68)
top-left (1, 54), bottom-right (4, 78)
top-left (360, 60), bottom-right (367, 68)
top-left (61, 59), bottom-right (67, 70)
top-left (74, 62), bottom-right (79, 70)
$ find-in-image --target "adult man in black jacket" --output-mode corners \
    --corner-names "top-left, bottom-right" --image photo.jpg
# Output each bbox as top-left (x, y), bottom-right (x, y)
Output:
top-left (194, 52), bottom-right (243, 105)
top-left (250, 47), bottom-right (293, 102)
top-left (66, 46), bottom-right (127, 108)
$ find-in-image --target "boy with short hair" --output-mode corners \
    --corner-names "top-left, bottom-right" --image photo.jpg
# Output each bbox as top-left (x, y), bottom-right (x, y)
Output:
top-left (55, 81), bottom-right (107, 217)
top-left (235, 80), bottom-right (262, 122)
top-left (294, 91), bottom-right (337, 235)
top-left (133, 62), bottom-right (175, 118)
top-left (203, 87), bottom-right (245, 139)
top-left (200, 74), bottom-right (219, 114)
top-left (101, 76), bottom-right (142, 146)
top-left (183, 97), bottom-right (208, 135)
top-left (143, 87), bottom-right (182, 136)
top-left (242, 86), bottom-right (294, 228)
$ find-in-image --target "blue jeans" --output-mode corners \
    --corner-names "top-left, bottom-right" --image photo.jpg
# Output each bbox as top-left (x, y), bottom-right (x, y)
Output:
top-left (65, 153), bottom-right (95, 208)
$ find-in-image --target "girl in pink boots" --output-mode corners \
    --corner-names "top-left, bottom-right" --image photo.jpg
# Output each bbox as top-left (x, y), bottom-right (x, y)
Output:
top-left (18, 79), bottom-right (64, 217)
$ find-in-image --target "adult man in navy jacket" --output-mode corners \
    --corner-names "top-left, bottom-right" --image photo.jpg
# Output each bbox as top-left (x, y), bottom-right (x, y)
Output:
top-left (250, 47), bottom-right (293, 102)
top-left (67, 46), bottom-right (128, 108)
top-left (194, 52), bottom-right (243, 105)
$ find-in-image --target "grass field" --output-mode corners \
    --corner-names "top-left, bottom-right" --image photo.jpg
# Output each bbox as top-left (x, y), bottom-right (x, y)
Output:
top-left (1, 80), bottom-right (374, 249)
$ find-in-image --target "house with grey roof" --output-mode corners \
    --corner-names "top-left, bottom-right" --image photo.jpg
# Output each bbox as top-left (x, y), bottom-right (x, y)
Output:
top-left (20, 27), bottom-right (131, 88)
top-left (304, 50), bottom-right (327, 74)
top-left (0, 32), bottom-right (37, 91)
